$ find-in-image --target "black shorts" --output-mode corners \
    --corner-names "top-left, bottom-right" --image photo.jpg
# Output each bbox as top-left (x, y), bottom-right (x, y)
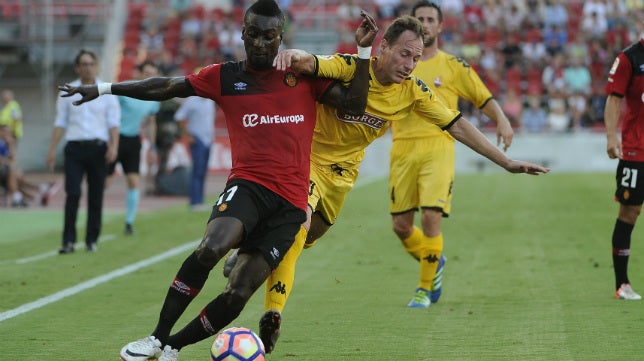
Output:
top-left (208, 178), bottom-right (306, 269)
top-left (108, 135), bottom-right (141, 175)
top-left (615, 160), bottom-right (644, 205)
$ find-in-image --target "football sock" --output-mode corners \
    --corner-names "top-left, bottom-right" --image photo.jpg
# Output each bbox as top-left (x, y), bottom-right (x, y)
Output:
top-left (612, 219), bottom-right (633, 289)
top-left (152, 252), bottom-right (210, 344)
top-left (166, 295), bottom-right (242, 350)
top-left (401, 226), bottom-right (424, 261)
top-left (265, 226), bottom-right (307, 312)
top-left (418, 233), bottom-right (444, 291)
top-left (125, 188), bottom-right (139, 225)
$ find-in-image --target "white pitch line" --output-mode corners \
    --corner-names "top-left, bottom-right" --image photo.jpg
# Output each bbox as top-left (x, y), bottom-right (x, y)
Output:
top-left (1, 234), bottom-right (117, 266)
top-left (0, 239), bottom-right (200, 323)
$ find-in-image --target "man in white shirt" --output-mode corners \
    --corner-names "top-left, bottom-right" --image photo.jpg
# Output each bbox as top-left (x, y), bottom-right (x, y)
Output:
top-left (47, 48), bottom-right (121, 253)
top-left (173, 84), bottom-right (215, 211)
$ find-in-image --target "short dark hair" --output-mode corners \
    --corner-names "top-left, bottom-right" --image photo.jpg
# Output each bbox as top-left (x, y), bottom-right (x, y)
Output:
top-left (245, 0), bottom-right (285, 25)
top-left (74, 48), bottom-right (97, 65)
top-left (137, 60), bottom-right (158, 73)
top-left (411, 0), bottom-right (443, 23)
top-left (382, 15), bottom-right (425, 45)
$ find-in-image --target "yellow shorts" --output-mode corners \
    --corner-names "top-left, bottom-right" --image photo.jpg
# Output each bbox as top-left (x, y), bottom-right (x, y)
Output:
top-left (308, 161), bottom-right (359, 225)
top-left (388, 137), bottom-right (455, 216)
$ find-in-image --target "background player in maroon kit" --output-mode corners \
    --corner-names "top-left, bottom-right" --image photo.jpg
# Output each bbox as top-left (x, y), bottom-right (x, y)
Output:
top-left (605, 30), bottom-right (644, 301)
top-left (57, 1), bottom-right (379, 360)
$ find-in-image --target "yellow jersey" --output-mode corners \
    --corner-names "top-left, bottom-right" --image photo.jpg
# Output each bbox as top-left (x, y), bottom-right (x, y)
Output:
top-left (312, 54), bottom-right (460, 167)
top-left (392, 50), bottom-right (492, 141)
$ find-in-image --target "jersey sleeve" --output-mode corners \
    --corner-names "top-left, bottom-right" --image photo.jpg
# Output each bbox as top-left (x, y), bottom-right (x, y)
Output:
top-left (451, 57), bottom-right (493, 108)
top-left (606, 52), bottom-right (632, 97)
top-left (313, 54), bottom-right (358, 82)
top-left (410, 77), bottom-right (461, 130)
top-left (186, 64), bottom-right (221, 100)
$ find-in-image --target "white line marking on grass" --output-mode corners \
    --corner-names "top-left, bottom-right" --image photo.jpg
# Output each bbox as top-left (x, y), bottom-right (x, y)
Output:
top-left (2, 234), bottom-right (116, 265)
top-left (0, 239), bottom-right (200, 323)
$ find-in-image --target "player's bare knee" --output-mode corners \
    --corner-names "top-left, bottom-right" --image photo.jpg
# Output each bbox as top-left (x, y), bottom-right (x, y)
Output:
top-left (195, 243), bottom-right (227, 268)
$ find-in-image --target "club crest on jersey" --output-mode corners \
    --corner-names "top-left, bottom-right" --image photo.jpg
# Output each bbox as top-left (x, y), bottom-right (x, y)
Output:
top-left (283, 72), bottom-right (298, 87)
top-left (335, 109), bottom-right (387, 129)
top-left (218, 203), bottom-right (228, 212)
top-left (433, 77), bottom-right (443, 87)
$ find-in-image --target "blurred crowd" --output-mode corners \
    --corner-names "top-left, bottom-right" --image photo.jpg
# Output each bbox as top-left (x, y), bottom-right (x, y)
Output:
top-left (119, 0), bottom-right (644, 134)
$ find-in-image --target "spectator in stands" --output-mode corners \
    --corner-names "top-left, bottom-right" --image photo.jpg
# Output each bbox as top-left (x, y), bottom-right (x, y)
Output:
top-left (337, 0), bottom-right (362, 28)
top-left (0, 124), bottom-right (26, 206)
top-left (217, 17), bottom-right (244, 61)
top-left (501, 88), bottom-right (523, 128)
top-left (47, 48), bottom-right (120, 254)
top-left (546, 89), bottom-right (570, 132)
top-left (482, 0), bottom-right (504, 28)
top-left (0, 89), bottom-right (23, 145)
top-left (542, 53), bottom-right (566, 95)
top-left (567, 34), bottom-right (590, 64)
top-left (520, 95), bottom-right (548, 133)
top-left (521, 33), bottom-right (547, 68)
top-left (143, 0), bottom-right (173, 31)
top-left (583, 0), bottom-right (607, 20)
top-left (503, 2), bottom-right (526, 33)
top-left (582, 11), bottom-right (609, 39)
top-left (375, 0), bottom-right (399, 19)
top-left (543, 23), bottom-right (567, 57)
top-left (157, 49), bottom-right (179, 76)
top-left (543, 0), bottom-right (568, 30)
top-left (567, 90), bottom-right (588, 131)
top-left (582, 82), bottom-right (607, 129)
top-left (500, 32), bottom-right (522, 69)
top-left (140, 26), bottom-right (165, 59)
top-left (564, 56), bottom-right (592, 96)
top-left (173, 68), bottom-right (216, 211)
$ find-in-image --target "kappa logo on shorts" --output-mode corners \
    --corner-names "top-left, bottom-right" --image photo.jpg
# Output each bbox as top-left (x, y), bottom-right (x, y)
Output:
top-left (270, 247), bottom-right (280, 260)
top-left (218, 203), bottom-right (228, 212)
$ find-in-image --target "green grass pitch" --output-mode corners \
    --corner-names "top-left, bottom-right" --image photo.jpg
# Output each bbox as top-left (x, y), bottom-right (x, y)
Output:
top-left (1, 172), bottom-right (643, 360)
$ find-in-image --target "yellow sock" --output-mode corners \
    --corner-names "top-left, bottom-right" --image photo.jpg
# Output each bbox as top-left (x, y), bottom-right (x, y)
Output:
top-left (264, 226), bottom-right (307, 312)
top-left (418, 233), bottom-right (444, 291)
top-left (400, 226), bottom-right (425, 260)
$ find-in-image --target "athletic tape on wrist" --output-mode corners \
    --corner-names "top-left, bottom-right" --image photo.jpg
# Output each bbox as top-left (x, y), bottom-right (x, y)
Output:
top-left (357, 46), bottom-right (372, 60)
top-left (97, 83), bottom-right (112, 95)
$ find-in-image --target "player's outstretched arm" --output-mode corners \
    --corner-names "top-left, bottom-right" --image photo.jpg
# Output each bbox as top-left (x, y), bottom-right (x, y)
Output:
top-left (447, 117), bottom-right (549, 175)
top-left (58, 77), bottom-right (195, 106)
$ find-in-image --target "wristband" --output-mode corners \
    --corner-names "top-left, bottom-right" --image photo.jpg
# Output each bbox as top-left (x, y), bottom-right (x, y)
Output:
top-left (357, 46), bottom-right (372, 60)
top-left (97, 83), bottom-right (112, 95)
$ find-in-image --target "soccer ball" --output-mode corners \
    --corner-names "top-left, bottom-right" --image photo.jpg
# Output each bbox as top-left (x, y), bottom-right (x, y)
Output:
top-left (210, 327), bottom-right (265, 361)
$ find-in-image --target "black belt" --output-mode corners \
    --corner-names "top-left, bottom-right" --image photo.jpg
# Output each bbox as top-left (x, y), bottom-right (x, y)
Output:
top-left (68, 139), bottom-right (106, 146)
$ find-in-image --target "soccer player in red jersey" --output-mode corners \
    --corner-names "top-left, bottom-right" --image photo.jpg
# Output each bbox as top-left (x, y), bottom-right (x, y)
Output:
top-left (58, 1), bottom-right (379, 360)
top-left (605, 24), bottom-right (644, 301)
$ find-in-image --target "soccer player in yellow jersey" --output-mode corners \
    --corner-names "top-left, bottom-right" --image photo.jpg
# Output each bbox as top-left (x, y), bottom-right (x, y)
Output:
top-left (226, 15), bottom-right (548, 352)
top-left (390, 0), bottom-right (516, 308)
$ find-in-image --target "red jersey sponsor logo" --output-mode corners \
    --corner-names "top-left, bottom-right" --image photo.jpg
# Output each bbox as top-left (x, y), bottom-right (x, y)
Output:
top-left (242, 113), bottom-right (305, 127)
top-left (335, 110), bottom-right (387, 129)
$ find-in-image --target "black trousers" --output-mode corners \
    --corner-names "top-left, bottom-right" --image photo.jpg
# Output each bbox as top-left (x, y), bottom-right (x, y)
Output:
top-left (62, 140), bottom-right (108, 246)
